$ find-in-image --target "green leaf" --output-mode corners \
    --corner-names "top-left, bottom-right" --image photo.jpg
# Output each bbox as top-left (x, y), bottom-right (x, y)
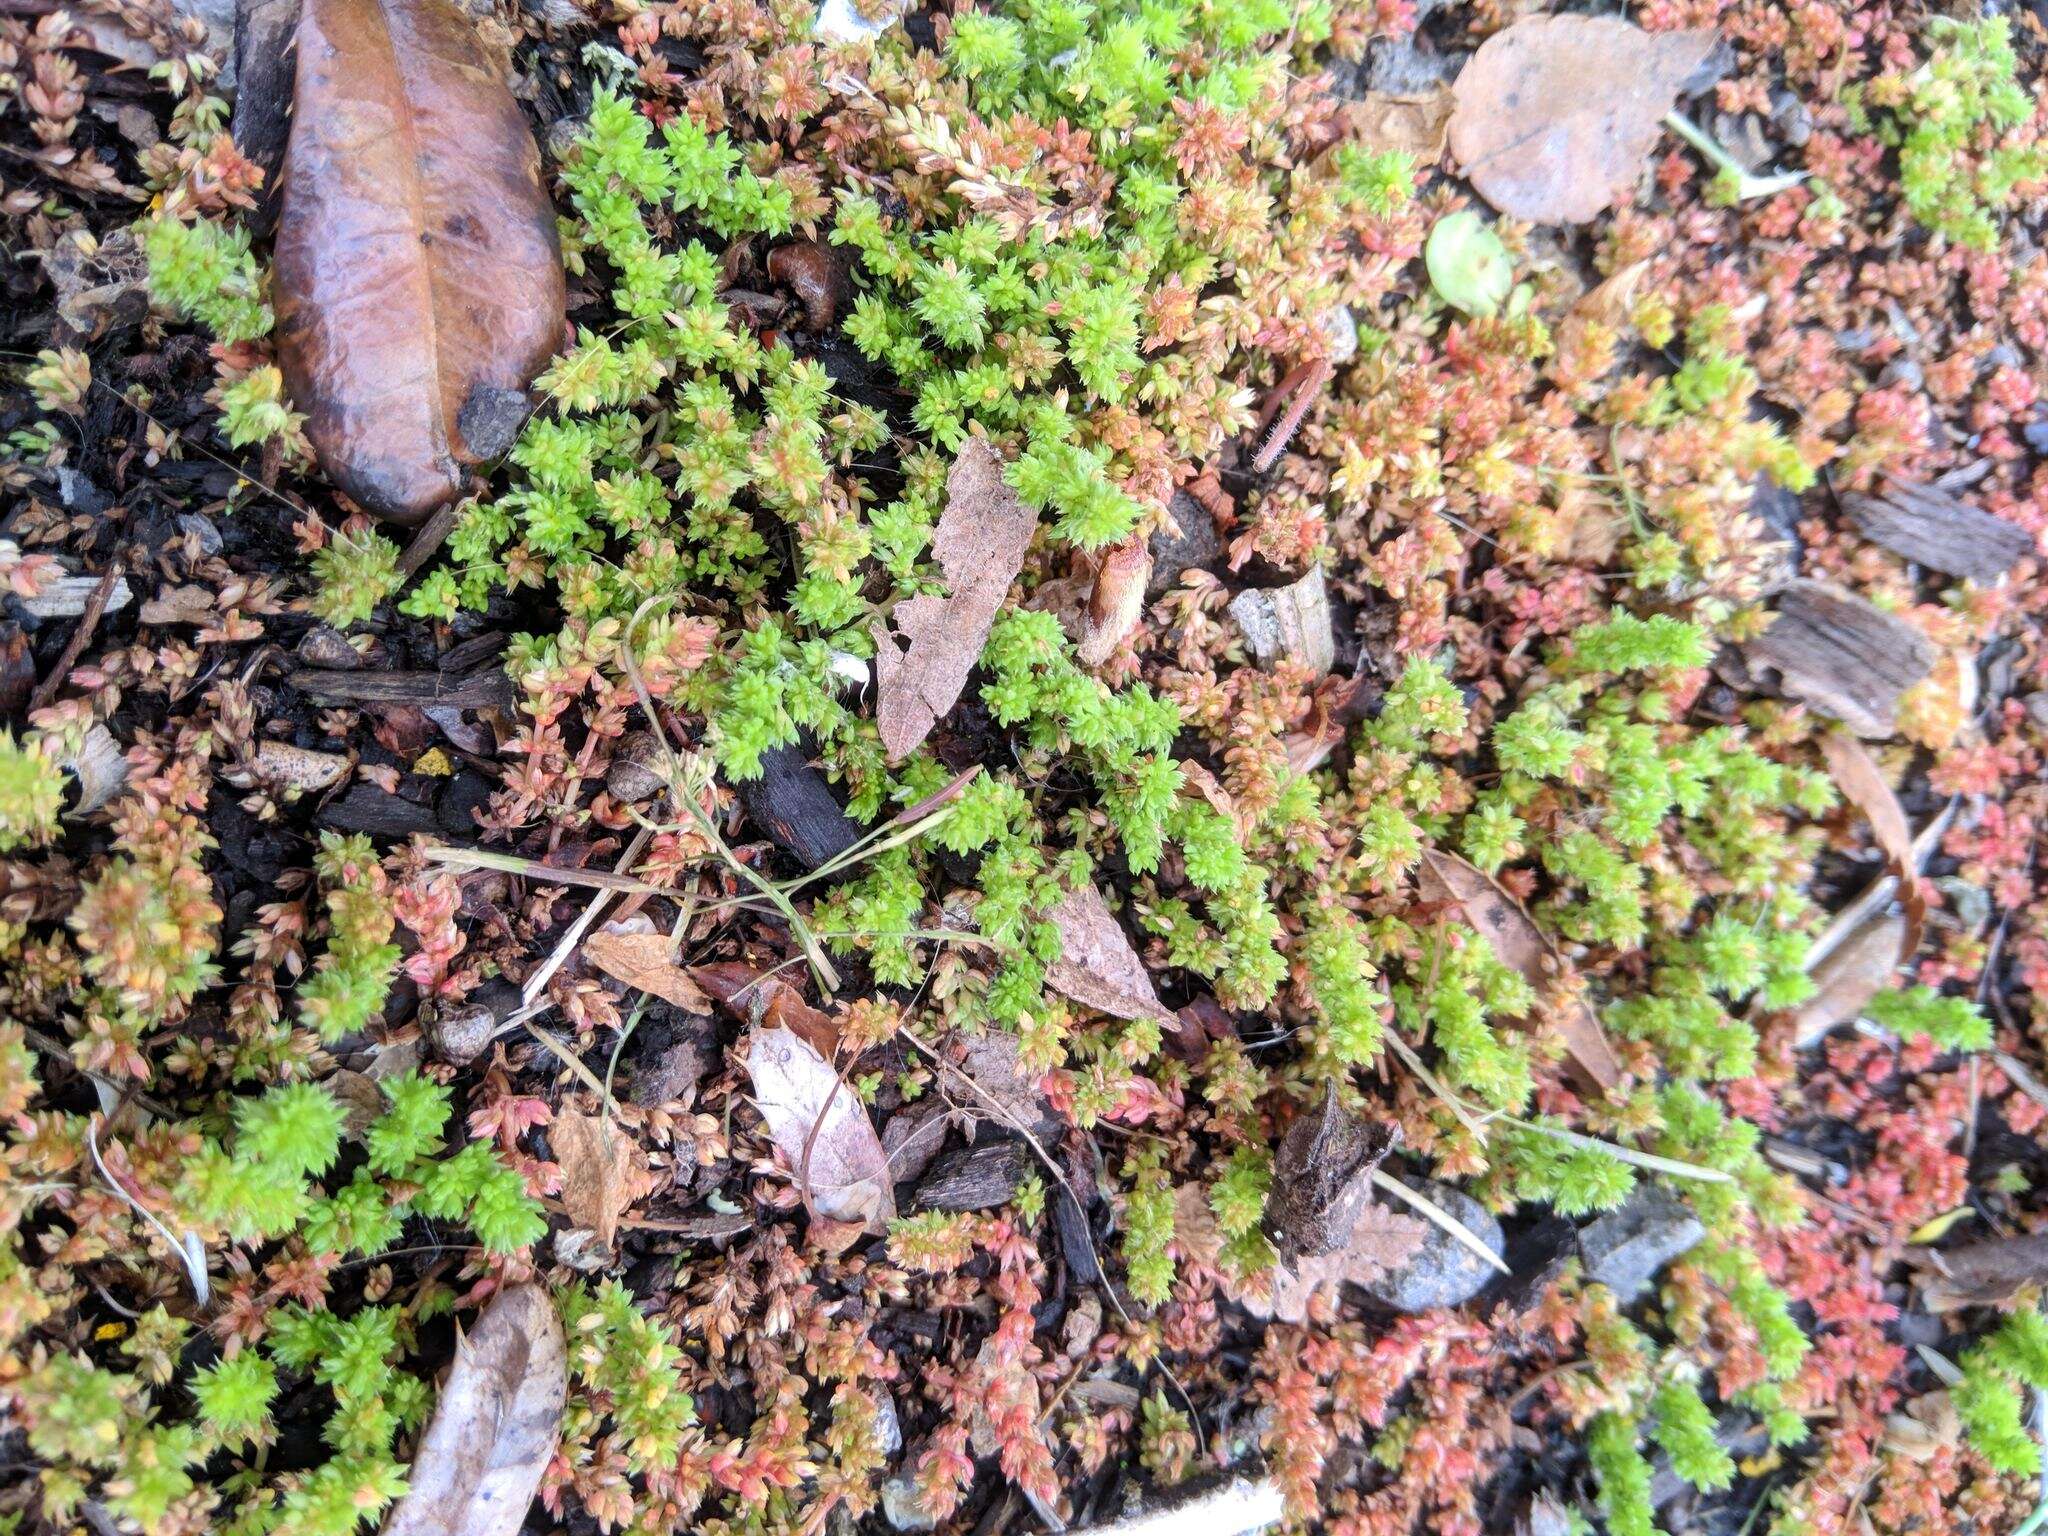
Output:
top-left (1425, 210), bottom-right (1513, 317)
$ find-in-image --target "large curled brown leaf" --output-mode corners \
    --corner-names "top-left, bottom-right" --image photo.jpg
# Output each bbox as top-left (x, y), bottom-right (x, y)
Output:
top-left (380, 1282), bottom-right (566, 1536)
top-left (275, 0), bottom-right (566, 524)
top-left (745, 1024), bottom-right (896, 1232)
top-left (1447, 15), bottom-right (1716, 224)
top-left (1418, 849), bottom-right (1623, 1093)
top-left (871, 438), bottom-right (1038, 760)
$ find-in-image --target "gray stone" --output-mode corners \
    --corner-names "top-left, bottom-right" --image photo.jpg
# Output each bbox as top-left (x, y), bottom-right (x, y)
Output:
top-left (880, 1469), bottom-right (938, 1533)
top-left (457, 384), bottom-right (535, 461)
top-left (1147, 489), bottom-right (1222, 596)
top-left (1577, 1186), bottom-right (1704, 1304)
top-left (1358, 1179), bottom-right (1503, 1313)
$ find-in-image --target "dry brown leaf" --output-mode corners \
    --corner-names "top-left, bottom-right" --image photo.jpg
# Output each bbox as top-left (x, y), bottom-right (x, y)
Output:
top-left (584, 924), bottom-right (712, 1014)
top-left (693, 960), bottom-right (838, 1058)
top-left (871, 438), bottom-right (1038, 759)
top-left (1350, 85), bottom-right (1456, 163)
top-left (1241, 1201), bottom-right (1428, 1323)
top-left (380, 1282), bottom-right (566, 1536)
top-left (746, 1024), bottom-right (895, 1232)
top-left (1418, 849), bottom-right (1623, 1093)
top-left (1447, 15), bottom-right (1717, 224)
top-left (275, 0), bottom-right (566, 523)
top-left (1914, 1232), bottom-right (2048, 1312)
top-left (1045, 884), bottom-right (1177, 1027)
top-left (1818, 732), bottom-right (1926, 961)
top-left (552, 1105), bottom-right (650, 1249)
top-left (1791, 912), bottom-right (1905, 1047)
top-left (1078, 536), bottom-right (1151, 666)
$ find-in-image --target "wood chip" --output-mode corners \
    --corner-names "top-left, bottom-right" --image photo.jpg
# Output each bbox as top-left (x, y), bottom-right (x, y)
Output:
top-left (1844, 480), bottom-right (2035, 585)
top-left (1228, 567), bottom-right (1334, 675)
top-left (1417, 849), bottom-right (1623, 1093)
top-left (871, 438), bottom-right (1038, 761)
top-left (1739, 580), bottom-right (1935, 738)
top-left (1045, 884), bottom-right (1177, 1027)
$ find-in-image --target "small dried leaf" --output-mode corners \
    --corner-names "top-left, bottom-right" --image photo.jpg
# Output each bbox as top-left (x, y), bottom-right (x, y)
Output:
top-left (1915, 1232), bottom-right (2048, 1312)
top-left (693, 961), bottom-right (837, 1059)
top-left (1448, 15), bottom-right (1717, 224)
top-left (1350, 85), bottom-right (1456, 163)
top-left (1818, 732), bottom-right (1927, 960)
top-left (551, 1105), bottom-right (649, 1249)
top-left (1791, 912), bottom-right (1905, 1047)
top-left (584, 925), bottom-right (713, 1014)
top-left (276, 0), bottom-right (566, 523)
top-left (746, 1024), bottom-right (895, 1232)
top-left (1078, 537), bottom-right (1151, 666)
top-left (380, 1283), bottom-right (566, 1536)
top-left (871, 438), bottom-right (1038, 760)
top-left (1045, 884), bottom-right (1176, 1026)
top-left (1418, 849), bottom-right (1623, 1093)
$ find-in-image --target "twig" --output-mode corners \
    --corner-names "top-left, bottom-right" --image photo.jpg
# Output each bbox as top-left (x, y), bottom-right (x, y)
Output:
top-left (28, 563), bottom-right (120, 714)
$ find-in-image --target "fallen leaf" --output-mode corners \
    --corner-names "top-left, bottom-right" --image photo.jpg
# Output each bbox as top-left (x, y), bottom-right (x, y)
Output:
top-left (1266, 1087), bottom-right (1399, 1258)
top-left (1915, 1232), bottom-right (2048, 1312)
top-left (1045, 884), bottom-right (1177, 1027)
top-left (552, 1105), bottom-right (650, 1249)
top-left (745, 1024), bottom-right (895, 1232)
top-left (585, 924), bottom-right (713, 1014)
top-left (1078, 536), bottom-right (1150, 666)
top-left (871, 438), bottom-right (1038, 760)
top-left (1417, 849), bottom-right (1624, 1093)
top-left (1818, 732), bottom-right (1927, 961)
top-left (1791, 912), bottom-right (1905, 1047)
top-left (693, 961), bottom-right (837, 1058)
top-left (274, 0), bottom-right (566, 523)
top-left (137, 583), bottom-right (217, 626)
top-left (380, 1282), bottom-right (566, 1536)
top-left (1447, 15), bottom-right (1717, 224)
top-left (1350, 85), bottom-right (1456, 163)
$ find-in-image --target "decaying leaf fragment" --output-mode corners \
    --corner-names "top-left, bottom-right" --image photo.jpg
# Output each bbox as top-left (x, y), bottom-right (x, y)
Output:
top-left (1447, 15), bottom-right (1717, 224)
top-left (871, 438), bottom-right (1038, 760)
top-left (583, 923), bottom-right (713, 1014)
top-left (552, 1105), bottom-right (652, 1249)
top-left (1350, 85), bottom-right (1456, 164)
top-left (381, 1282), bottom-right (566, 1536)
top-left (1418, 849), bottom-right (1624, 1093)
top-left (1045, 883), bottom-right (1177, 1027)
top-left (1818, 732), bottom-right (1927, 962)
top-left (275, 0), bottom-right (566, 524)
top-left (1266, 1086), bottom-right (1399, 1258)
top-left (746, 1024), bottom-right (895, 1231)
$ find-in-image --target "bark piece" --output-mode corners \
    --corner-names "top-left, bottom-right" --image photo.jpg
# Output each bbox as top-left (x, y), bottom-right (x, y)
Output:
top-left (1917, 1233), bottom-right (2048, 1312)
top-left (1417, 849), bottom-right (1623, 1093)
top-left (1228, 567), bottom-right (1334, 675)
top-left (1266, 1087), bottom-right (1399, 1258)
top-left (735, 745), bottom-right (865, 870)
top-left (290, 667), bottom-right (515, 710)
top-left (319, 783), bottom-right (442, 838)
top-left (1844, 480), bottom-right (2034, 584)
top-left (914, 1139), bottom-right (1029, 1212)
top-left (746, 1024), bottom-right (895, 1232)
top-left (1739, 580), bottom-right (1934, 738)
top-left (233, 0), bottom-right (300, 233)
top-left (380, 1283), bottom-right (566, 1536)
top-left (871, 438), bottom-right (1038, 760)
top-left (1447, 15), bottom-right (1717, 224)
top-left (274, 0), bottom-right (566, 524)
top-left (1045, 884), bottom-right (1176, 1026)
